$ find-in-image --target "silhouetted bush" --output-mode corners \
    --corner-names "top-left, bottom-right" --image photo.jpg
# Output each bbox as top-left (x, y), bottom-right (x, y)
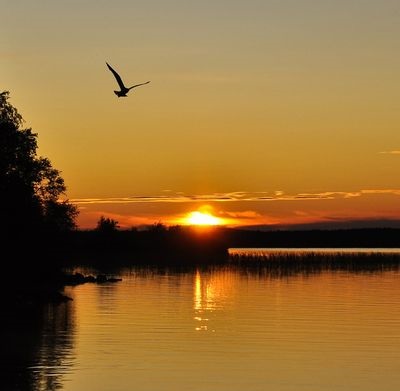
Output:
top-left (96, 216), bottom-right (120, 233)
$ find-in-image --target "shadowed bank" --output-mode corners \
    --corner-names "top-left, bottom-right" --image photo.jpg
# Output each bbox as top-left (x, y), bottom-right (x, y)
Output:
top-left (1, 297), bottom-right (74, 391)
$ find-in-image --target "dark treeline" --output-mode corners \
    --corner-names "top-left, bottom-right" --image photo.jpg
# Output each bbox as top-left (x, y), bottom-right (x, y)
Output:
top-left (62, 224), bottom-right (229, 265)
top-left (60, 226), bottom-right (400, 265)
top-left (222, 227), bottom-right (400, 248)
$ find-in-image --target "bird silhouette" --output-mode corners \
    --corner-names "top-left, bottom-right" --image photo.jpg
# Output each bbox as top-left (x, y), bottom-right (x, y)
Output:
top-left (106, 62), bottom-right (150, 97)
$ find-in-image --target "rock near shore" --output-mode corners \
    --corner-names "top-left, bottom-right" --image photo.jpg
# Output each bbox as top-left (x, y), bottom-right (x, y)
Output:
top-left (63, 273), bottom-right (122, 285)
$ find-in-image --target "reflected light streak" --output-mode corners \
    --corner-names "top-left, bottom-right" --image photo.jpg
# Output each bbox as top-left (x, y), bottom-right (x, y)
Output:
top-left (194, 270), bottom-right (216, 332)
top-left (193, 270), bottom-right (237, 332)
top-left (194, 270), bottom-right (218, 312)
top-left (194, 270), bottom-right (202, 311)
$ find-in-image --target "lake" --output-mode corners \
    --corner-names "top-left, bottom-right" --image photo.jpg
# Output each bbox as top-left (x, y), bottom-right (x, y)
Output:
top-left (6, 250), bottom-right (400, 391)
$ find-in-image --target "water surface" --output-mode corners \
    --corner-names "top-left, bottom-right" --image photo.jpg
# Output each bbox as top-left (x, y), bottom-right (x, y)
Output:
top-left (8, 261), bottom-right (400, 391)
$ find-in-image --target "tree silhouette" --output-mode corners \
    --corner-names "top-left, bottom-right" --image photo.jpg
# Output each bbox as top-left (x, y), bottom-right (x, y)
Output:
top-left (0, 91), bottom-right (78, 237)
top-left (96, 216), bottom-right (119, 233)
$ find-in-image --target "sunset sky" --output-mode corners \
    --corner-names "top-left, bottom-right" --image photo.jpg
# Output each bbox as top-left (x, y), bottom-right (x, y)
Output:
top-left (3, 0), bottom-right (400, 228)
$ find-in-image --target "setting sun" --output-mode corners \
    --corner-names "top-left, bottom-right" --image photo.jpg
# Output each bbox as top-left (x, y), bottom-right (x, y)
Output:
top-left (184, 211), bottom-right (223, 226)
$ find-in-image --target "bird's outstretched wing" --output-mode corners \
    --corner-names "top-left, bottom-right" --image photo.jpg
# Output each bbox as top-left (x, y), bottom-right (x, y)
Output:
top-left (129, 81), bottom-right (151, 90)
top-left (106, 62), bottom-right (126, 90)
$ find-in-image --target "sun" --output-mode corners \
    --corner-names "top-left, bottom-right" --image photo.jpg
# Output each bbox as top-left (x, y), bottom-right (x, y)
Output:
top-left (184, 211), bottom-right (223, 226)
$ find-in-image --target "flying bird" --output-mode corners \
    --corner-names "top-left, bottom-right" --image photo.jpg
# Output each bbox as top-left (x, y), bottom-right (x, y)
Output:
top-left (106, 62), bottom-right (150, 97)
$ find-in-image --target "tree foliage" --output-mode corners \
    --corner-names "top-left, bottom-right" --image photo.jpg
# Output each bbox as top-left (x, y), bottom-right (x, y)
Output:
top-left (96, 216), bottom-right (120, 233)
top-left (0, 91), bottom-right (78, 235)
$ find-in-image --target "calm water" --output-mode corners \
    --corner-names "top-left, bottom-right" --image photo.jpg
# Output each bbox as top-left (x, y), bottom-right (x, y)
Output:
top-left (7, 253), bottom-right (400, 391)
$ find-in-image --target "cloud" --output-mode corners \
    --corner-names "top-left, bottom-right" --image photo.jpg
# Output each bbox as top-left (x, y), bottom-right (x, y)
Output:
top-left (219, 210), bottom-right (262, 219)
top-left (379, 150), bottom-right (400, 155)
top-left (361, 189), bottom-right (400, 196)
top-left (70, 189), bottom-right (400, 206)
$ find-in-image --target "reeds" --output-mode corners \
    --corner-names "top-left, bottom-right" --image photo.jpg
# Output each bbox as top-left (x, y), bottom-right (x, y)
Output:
top-left (229, 249), bottom-right (400, 276)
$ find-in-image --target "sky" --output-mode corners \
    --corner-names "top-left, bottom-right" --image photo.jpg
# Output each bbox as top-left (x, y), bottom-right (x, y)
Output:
top-left (2, 0), bottom-right (400, 228)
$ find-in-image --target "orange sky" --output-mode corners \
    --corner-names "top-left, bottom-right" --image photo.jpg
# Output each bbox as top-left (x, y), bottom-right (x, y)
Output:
top-left (2, 1), bottom-right (400, 228)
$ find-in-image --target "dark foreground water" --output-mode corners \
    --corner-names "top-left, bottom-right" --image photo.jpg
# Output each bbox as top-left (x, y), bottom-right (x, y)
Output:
top-left (5, 250), bottom-right (400, 391)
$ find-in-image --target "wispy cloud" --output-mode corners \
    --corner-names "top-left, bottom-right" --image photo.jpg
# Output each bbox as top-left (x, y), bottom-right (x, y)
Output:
top-left (379, 150), bottom-right (400, 155)
top-left (70, 189), bottom-right (400, 206)
top-left (219, 210), bottom-right (262, 219)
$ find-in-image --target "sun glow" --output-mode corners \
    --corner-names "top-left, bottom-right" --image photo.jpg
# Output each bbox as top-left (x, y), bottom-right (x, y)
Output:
top-left (184, 211), bottom-right (223, 226)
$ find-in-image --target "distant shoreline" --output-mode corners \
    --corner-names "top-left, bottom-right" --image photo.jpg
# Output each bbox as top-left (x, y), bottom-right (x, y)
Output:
top-left (63, 227), bottom-right (400, 252)
top-left (6, 229), bottom-right (400, 306)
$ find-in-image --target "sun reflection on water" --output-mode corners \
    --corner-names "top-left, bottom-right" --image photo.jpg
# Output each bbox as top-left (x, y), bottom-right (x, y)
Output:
top-left (193, 269), bottom-right (236, 332)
